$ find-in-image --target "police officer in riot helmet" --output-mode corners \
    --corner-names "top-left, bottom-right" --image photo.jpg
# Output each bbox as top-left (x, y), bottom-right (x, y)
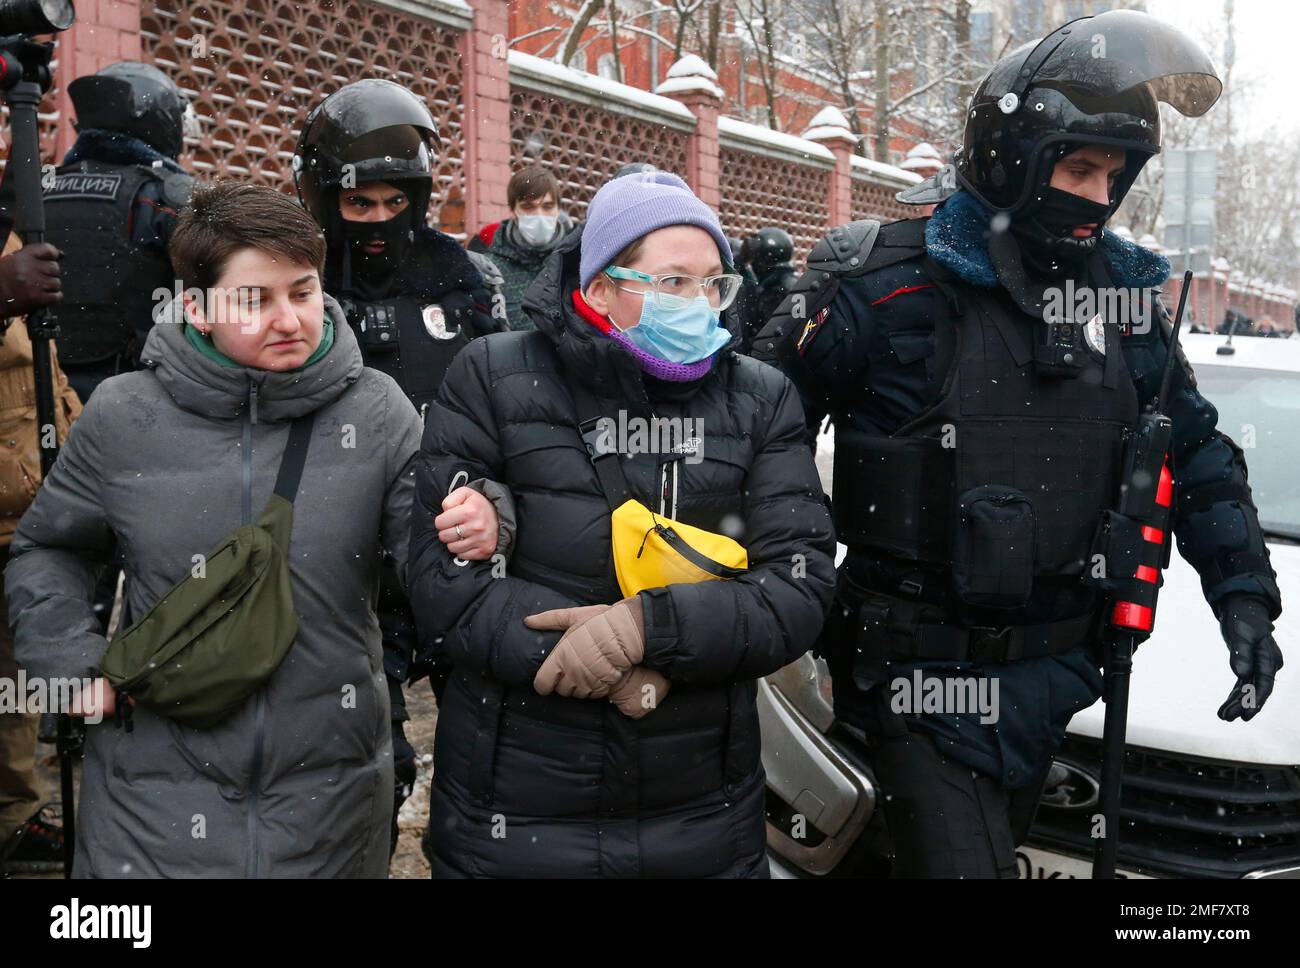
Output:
top-left (29, 61), bottom-right (196, 636)
top-left (745, 226), bottom-right (798, 325)
top-left (755, 9), bottom-right (1282, 877)
top-left (294, 78), bottom-right (502, 418)
top-left (725, 235), bottom-right (745, 266)
top-left (294, 79), bottom-right (503, 861)
top-left (725, 233), bottom-right (763, 355)
top-left (44, 61), bottom-right (196, 404)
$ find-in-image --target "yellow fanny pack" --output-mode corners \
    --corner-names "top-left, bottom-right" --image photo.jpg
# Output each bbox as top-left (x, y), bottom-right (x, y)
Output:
top-left (611, 498), bottom-right (748, 596)
top-left (572, 379), bottom-right (748, 596)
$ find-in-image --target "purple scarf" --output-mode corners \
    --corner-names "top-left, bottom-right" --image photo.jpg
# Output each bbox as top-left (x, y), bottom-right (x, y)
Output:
top-left (571, 289), bottom-right (717, 382)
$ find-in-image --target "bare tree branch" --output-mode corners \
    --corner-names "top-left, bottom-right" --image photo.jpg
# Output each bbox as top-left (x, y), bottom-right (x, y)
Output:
top-left (560, 0), bottom-right (603, 67)
top-left (510, 25), bottom-right (566, 47)
top-left (607, 0), bottom-right (624, 82)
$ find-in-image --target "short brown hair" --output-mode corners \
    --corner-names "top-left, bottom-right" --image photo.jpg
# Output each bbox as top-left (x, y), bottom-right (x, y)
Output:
top-left (169, 181), bottom-right (325, 292)
top-left (611, 237), bottom-right (645, 269)
top-left (507, 165), bottom-right (560, 209)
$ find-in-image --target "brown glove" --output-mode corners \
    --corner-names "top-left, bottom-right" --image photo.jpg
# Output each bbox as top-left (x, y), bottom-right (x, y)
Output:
top-left (525, 597), bottom-right (645, 699)
top-left (608, 666), bottom-right (671, 719)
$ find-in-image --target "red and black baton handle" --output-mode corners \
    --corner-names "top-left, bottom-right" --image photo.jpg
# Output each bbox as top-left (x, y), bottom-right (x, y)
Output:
top-left (1091, 269), bottom-right (1191, 879)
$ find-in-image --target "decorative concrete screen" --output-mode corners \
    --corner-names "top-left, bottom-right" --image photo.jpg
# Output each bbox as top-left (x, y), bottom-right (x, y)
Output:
top-left (139, 0), bottom-right (468, 214)
top-left (717, 118), bottom-right (831, 264)
top-left (851, 174), bottom-right (915, 223)
top-left (508, 51), bottom-right (692, 221)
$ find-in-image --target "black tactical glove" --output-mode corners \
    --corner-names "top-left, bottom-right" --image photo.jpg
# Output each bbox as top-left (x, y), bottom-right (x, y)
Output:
top-left (1216, 595), bottom-right (1283, 722)
top-left (0, 243), bottom-right (62, 318)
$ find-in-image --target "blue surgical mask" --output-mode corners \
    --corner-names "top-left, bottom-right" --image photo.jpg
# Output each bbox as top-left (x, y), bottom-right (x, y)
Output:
top-left (613, 291), bottom-right (731, 364)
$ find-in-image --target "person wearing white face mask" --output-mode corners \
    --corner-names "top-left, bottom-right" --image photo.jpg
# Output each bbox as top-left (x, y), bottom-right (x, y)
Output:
top-left (485, 165), bottom-right (574, 331)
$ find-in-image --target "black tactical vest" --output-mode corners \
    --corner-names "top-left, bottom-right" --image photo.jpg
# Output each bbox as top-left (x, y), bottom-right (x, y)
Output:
top-left (341, 294), bottom-right (470, 416)
top-left (835, 254), bottom-right (1140, 610)
top-left (43, 160), bottom-right (178, 366)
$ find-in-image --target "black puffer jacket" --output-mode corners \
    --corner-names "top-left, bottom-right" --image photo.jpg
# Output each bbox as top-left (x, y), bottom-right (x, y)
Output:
top-left (409, 228), bottom-right (836, 878)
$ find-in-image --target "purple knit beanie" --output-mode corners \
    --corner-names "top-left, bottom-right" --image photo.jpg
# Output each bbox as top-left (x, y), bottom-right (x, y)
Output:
top-left (579, 171), bottom-right (731, 290)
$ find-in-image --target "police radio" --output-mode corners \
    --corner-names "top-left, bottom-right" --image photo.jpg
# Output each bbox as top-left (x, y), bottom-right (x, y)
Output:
top-left (1089, 269), bottom-right (1191, 879)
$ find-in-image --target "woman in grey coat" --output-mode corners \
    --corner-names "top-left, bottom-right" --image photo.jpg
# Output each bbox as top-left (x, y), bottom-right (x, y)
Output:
top-left (4, 183), bottom-right (429, 877)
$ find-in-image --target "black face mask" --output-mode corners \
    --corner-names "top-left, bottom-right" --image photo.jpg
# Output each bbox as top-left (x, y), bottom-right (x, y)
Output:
top-left (1011, 186), bottom-right (1113, 277)
top-left (341, 208), bottom-right (415, 291)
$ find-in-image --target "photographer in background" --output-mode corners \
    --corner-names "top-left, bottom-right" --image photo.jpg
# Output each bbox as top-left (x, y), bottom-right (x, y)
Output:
top-left (0, 234), bottom-right (82, 874)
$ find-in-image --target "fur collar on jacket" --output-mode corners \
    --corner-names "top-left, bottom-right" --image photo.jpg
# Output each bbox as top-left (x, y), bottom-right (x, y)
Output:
top-left (925, 190), bottom-right (1170, 290)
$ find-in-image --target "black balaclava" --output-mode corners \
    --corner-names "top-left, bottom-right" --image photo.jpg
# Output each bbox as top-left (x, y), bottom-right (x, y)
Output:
top-left (1010, 146), bottom-right (1116, 279)
top-left (1013, 188), bottom-right (1112, 278)
top-left (331, 195), bottom-right (417, 300)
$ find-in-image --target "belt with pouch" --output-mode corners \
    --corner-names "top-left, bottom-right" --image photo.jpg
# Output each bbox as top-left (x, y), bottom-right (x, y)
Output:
top-left (839, 575), bottom-right (1097, 691)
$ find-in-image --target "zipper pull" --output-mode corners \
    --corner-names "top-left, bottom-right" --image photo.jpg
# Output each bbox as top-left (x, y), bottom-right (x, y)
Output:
top-left (248, 381), bottom-right (259, 425)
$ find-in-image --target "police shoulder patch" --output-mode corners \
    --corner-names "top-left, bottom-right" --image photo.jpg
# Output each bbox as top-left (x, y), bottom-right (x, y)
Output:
top-left (796, 306), bottom-right (831, 355)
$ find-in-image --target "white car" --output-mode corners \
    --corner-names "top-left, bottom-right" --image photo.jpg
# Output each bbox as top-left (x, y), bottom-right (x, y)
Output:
top-left (762, 333), bottom-right (1300, 879)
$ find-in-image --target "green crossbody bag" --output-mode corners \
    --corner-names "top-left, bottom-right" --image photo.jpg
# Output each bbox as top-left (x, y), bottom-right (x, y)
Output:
top-left (99, 414), bottom-right (314, 730)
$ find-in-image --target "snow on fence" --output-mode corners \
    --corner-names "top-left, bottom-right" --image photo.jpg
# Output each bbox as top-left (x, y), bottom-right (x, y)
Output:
top-left (509, 51), bottom-right (693, 221)
top-left (851, 155), bottom-right (921, 225)
top-left (140, 0), bottom-right (468, 212)
top-left (507, 52), bottom-right (919, 263)
top-left (122, 0), bottom-right (926, 261)
top-left (717, 116), bottom-right (832, 261)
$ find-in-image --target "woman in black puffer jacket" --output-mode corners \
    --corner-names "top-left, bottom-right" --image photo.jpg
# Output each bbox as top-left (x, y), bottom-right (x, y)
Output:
top-left (409, 172), bottom-right (836, 878)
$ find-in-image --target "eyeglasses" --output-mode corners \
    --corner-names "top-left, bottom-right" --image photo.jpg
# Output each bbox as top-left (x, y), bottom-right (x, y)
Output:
top-left (603, 265), bottom-right (743, 310)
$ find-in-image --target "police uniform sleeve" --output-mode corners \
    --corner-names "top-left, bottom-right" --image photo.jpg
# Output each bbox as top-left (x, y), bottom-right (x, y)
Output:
top-left (750, 227), bottom-right (878, 444)
top-left (130, 174), bottom-right (191, 351)
top-left (466, 250), bottom-right (510, 333)
top-left (462, 261), bottom-right (508, 336)
top-left (1125, 293), bottom-right (1282, 621)
top-left (377, 376), bottom-right (423, 696)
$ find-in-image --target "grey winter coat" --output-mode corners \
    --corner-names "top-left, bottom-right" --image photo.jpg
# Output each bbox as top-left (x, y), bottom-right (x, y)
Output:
top-left (5, 295), bottom-right (422, 877)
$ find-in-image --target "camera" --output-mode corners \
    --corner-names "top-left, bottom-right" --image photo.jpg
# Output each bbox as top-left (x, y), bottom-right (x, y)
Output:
top-left (0, 0), bottom-right (73, 38)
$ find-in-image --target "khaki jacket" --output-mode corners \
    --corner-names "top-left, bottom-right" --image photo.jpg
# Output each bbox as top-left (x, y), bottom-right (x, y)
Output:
top-left (0, 233), bottom-right (82, 546)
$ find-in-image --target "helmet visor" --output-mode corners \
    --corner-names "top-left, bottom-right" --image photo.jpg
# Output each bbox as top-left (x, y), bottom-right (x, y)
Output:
top-left (1021, 9), bottom-right (1222, 118)
top-left (309, 82), bottom-right (438, 161)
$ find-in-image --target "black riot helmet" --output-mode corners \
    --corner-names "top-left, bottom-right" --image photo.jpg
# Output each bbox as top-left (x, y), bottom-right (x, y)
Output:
top-left (747, 227), bottom-right (794, 274)
top-left (955, 8), bottom-right (1221, 219)
top-left (293, 79), bottom-right (440, 229)
top-left (67, 62), bottom-right (188, 159)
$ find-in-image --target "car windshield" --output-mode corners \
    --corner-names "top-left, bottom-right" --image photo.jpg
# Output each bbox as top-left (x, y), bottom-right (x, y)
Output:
top-left (1194, 364), bottom-right (1300, 541)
